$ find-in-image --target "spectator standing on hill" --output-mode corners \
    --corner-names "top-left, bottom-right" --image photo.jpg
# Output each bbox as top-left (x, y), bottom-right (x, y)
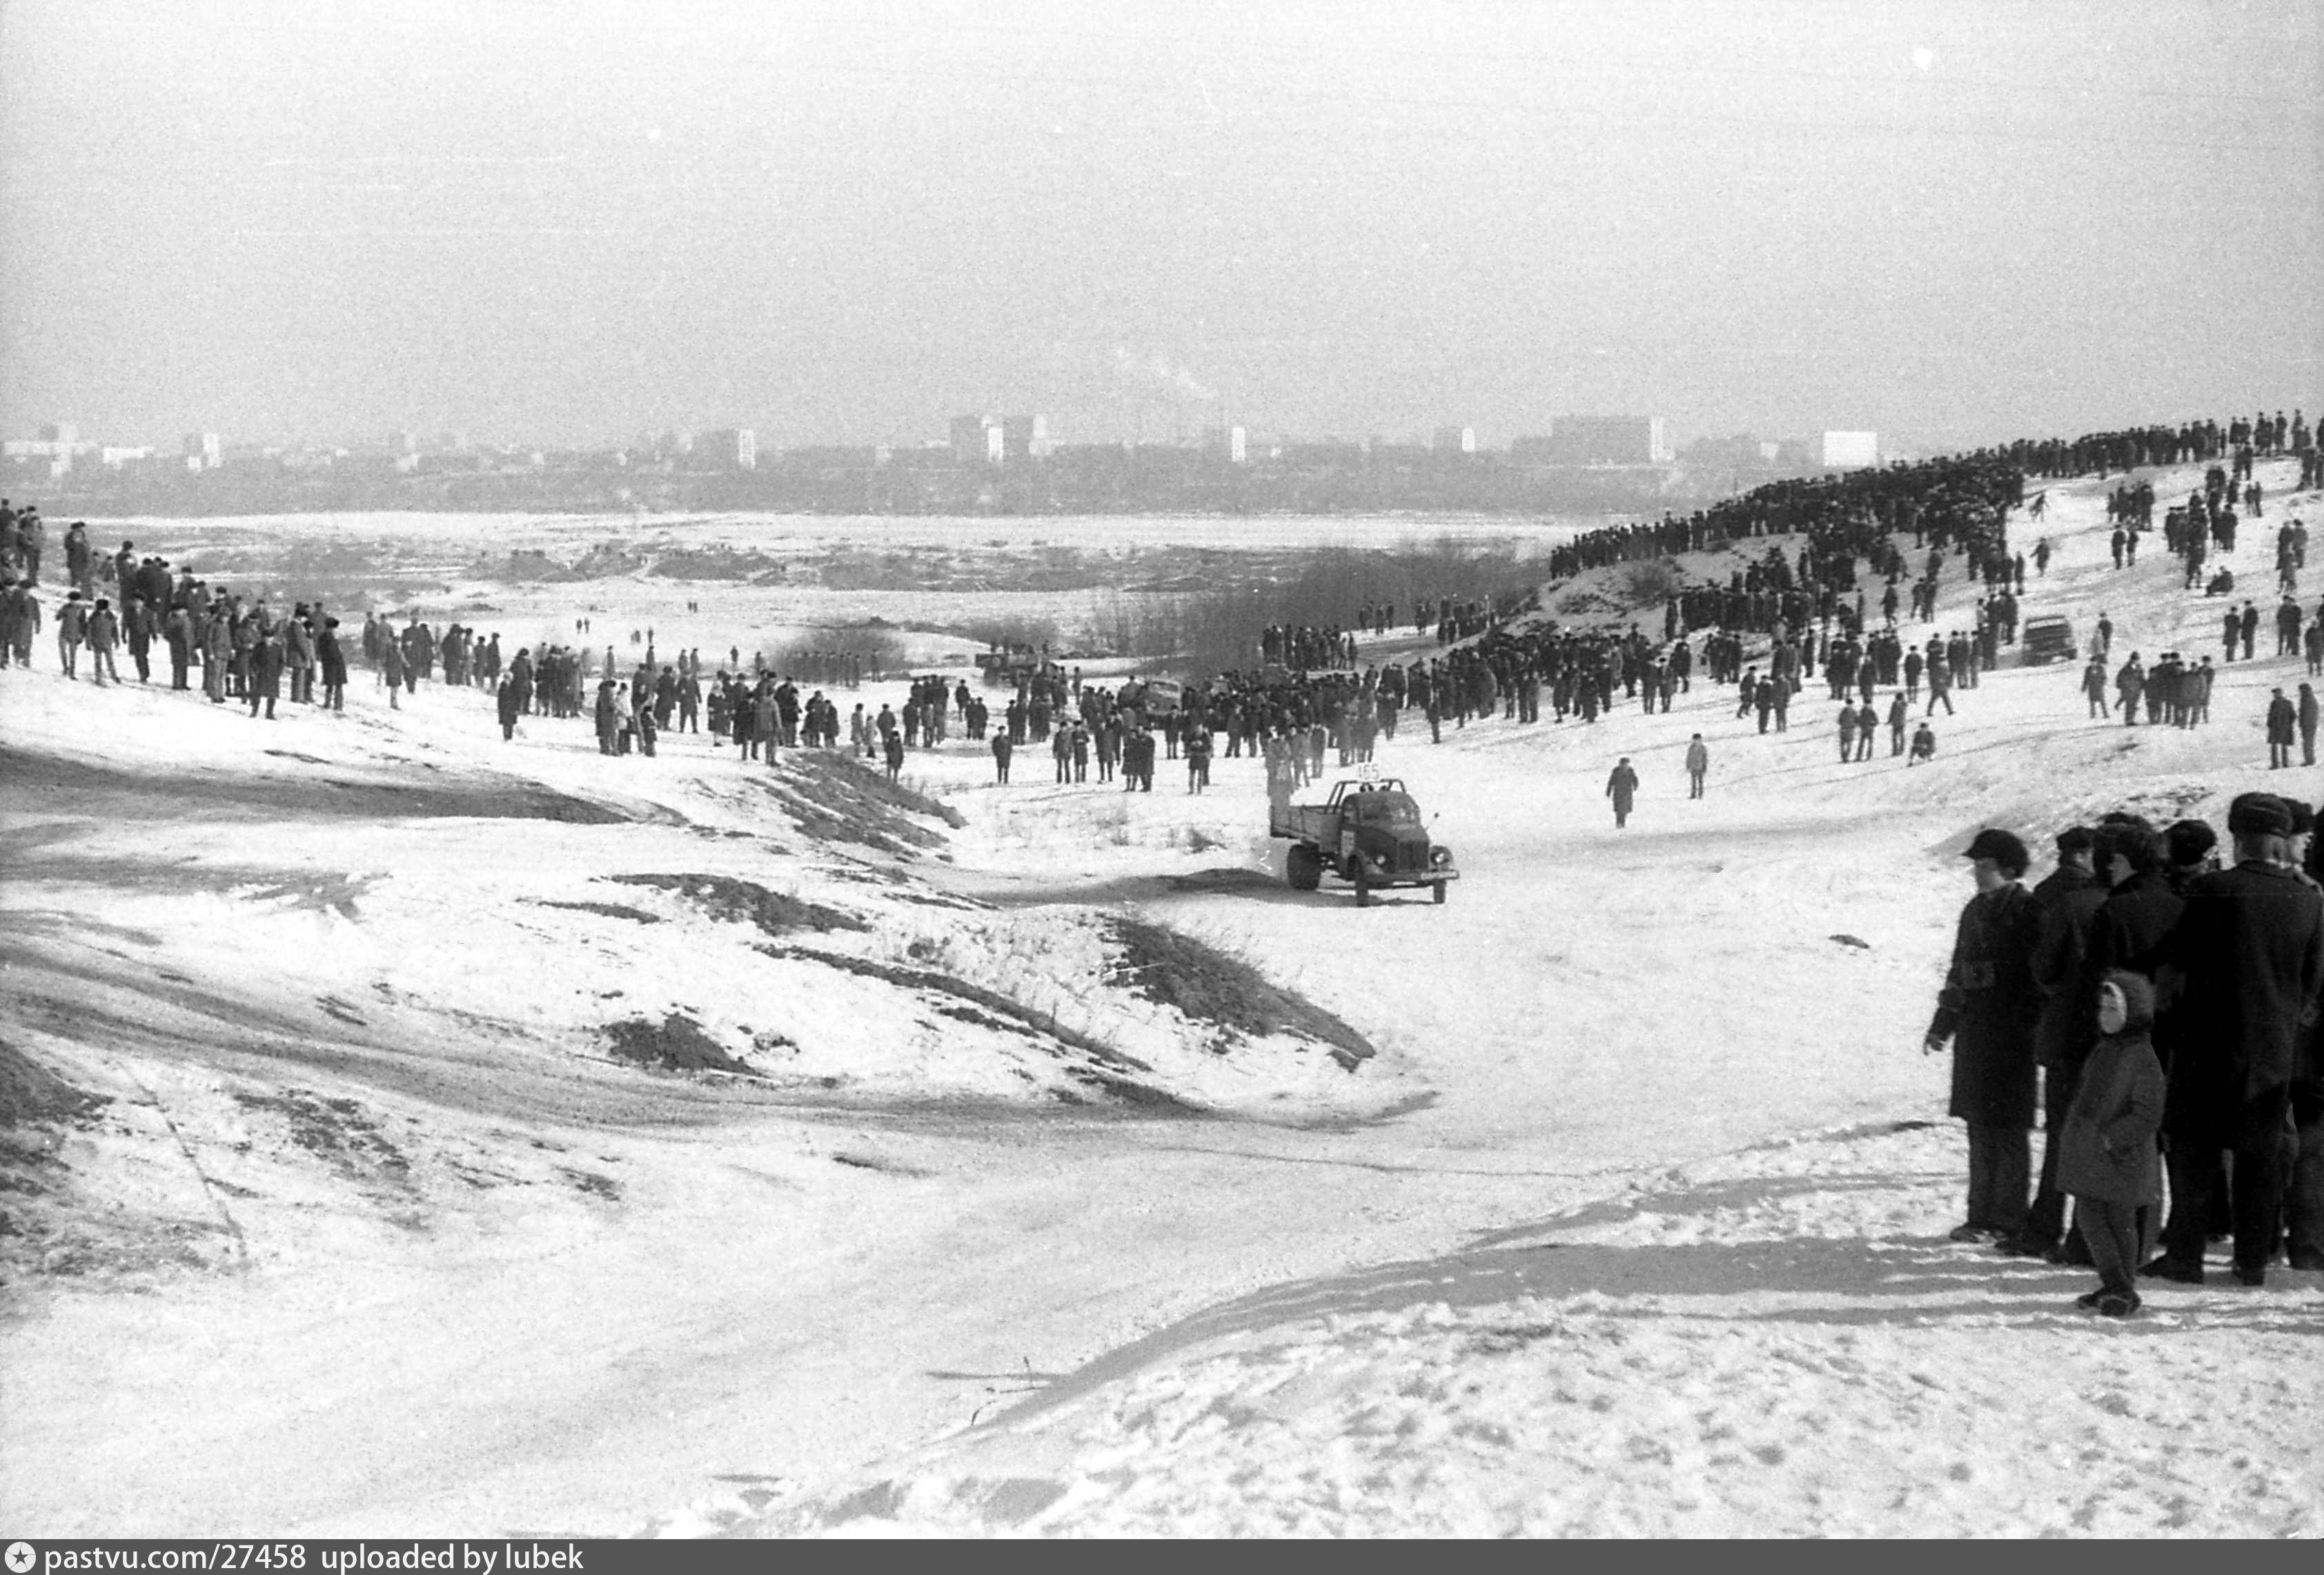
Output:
top-left (55, 591), bottom-right (86, 677)
top-left (2267, 689), bottom-right (2296, 769)
top-left (1606, 757), bottom-right (1639, 829)
top-left (593, 680), bottom-right (618, 753)
top-left (990, 731), bottom-right (1012, 784)
top-left (1685, 734), bottom-right (1708, 798)
top-left (85, 597), bottom-right (119, 685)
top-left (1926, 648), bottom-right (1955, 716)
top-left (317, 618), bottom-right (346, 712)
top-left (496, 674), bottom-right (522, 740)
top-left (2058, 971), bottom-right (2167, 1317)
top-left (1924, 829), bottom-right (2042, 1243)
top-left (2002, 828), bottom-right (2108, 1260)
top-left (2145, 793), bottom-right (2324, 1287)
top-left (2302, 684), bottom-right (2321, 766)
top-left (2082, 656), bottom-right (2111, 719)
top-left (247, 620), bottom-right (283, 720)
top-left (2116, 654), bottom-right (2145, 724)
top-left (1185, 723), bottom-right (1212, 793)
top-left (63, 522), bottom-right (90, 596)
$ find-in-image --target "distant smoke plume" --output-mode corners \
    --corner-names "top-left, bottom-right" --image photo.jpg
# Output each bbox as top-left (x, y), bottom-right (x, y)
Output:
top-left (1112, 345), bottom-right (1217, 404)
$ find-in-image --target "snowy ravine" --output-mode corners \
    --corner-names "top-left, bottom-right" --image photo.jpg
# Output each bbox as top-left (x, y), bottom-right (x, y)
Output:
top-left (3, 459), bottom-right (2320, 1538)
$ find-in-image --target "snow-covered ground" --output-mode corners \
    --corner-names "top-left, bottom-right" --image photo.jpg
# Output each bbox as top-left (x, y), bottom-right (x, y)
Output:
top-left (3, 462), bottom-right (2319, 1537)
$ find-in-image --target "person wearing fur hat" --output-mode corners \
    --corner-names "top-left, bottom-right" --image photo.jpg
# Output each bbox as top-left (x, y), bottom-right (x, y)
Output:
top-left (1924, 828), bottom-right (2044, 1242)
top-left (2145, 792), bottom-right (2324, 1287)
top-left (55, 588), bottom-right (88, 677)
top-left (2060, 971), bottom-right (2167, 1316)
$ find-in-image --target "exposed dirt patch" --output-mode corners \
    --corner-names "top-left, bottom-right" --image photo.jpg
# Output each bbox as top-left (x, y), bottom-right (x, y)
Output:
top-left (607, 873), bottom-right (865, 935)
top-left (763, 945), bottom-right (1194, 1110)
top-left (1103, 918), bottom-right (1376, 1071)
top-left (0, 1039), bottom-right (109, 1128)
top-left (0, 742), bottom-right (631, 826)
top-left (531, 899), bottom-right (666, 924)
top-left (233, 1089), bottom-right (413, 1183)
top-left (646, 546), bottom-right (788, 582)
top-left (0, 1042), bottom-right (112, 1271)
top-left (765, 946), bottom-right (1145, 1070)
top-left (474, 544), bottom-right (641, 582)
top-left (602, 1013), bottom-right (758, 1076)
top-left (558, 1166), bottom-right (624, 1200)
top-left (754, 753), bottom-right (965, 855)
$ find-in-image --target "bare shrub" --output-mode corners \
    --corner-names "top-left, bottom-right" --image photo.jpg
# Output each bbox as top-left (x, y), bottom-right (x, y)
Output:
top-left (1117, 537), bottom-right (1539, 677)
top-left (1619, 558), bottom-right (1684, 606)
top-left (957, 613), bottom-right (1060, 651)
top-left (762, 624), bottom-right (904, 683)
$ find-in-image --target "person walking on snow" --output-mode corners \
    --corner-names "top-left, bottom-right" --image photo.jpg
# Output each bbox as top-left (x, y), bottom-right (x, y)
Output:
top-left (1684, 734), bottom-right (1708, 798)
top-left (1606, 757), bottom-right (1639, 829)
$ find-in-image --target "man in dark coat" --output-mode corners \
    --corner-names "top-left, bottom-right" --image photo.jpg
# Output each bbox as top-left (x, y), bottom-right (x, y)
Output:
top-left (496, 674), bottom-right (523, 740)
top-left (2145, 793), bottom-right (2324, 1285)
top-left (2294, 804), bottom-right (2324, 1270)
top-left (2265, 689), bottom-right (2296, 769)
top-left (1606, 757), bottom-right (1639, 828)
top-left (2002, 828), bottom-right (2110, 1258)
top-left (316, 616), bottom-right (348, 711)
top-left (1924, 829), bottom-right (2043, 1242)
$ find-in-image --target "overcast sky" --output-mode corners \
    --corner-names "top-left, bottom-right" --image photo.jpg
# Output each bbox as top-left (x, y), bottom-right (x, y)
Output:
top-left (2, 0), bottom-right (2316, 453)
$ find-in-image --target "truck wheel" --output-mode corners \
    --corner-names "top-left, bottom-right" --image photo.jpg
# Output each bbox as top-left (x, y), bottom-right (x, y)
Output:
top-left (1432, 880), bottom-right (1448, 905)
top-left (1286, 844), bottom-right (1323, 892)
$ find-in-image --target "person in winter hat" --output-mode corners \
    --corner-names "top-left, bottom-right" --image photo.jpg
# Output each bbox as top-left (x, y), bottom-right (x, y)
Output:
top-left (2058, 969), bottom-right (2166, 1317)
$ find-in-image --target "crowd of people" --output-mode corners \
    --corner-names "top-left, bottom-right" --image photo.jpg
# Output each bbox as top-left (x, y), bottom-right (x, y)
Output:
top-left (1925, 798), bottom-right (2324, 1316)
top-left (4, 408), bottom-right (2314, 806)
top-left (14, 413), bottom-right (2324, 1339)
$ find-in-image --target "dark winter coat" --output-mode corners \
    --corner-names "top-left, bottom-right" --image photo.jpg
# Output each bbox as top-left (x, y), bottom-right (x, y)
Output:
top-left (2058, 973), bottom-right (2165, 1205)
top-left (2158, 860), bottom-right (2324, 1140)
top-left (2029, 865), bottom-right (2107, 1071)
top-left (2085, 872), bottom-right (2185, 984)
top-left (1928, 881), bottom-right (2042, 1128)
top-left (249, 634), bottom-right (285, 697)
top-left (2267, 695), bottom-right (2296, 744)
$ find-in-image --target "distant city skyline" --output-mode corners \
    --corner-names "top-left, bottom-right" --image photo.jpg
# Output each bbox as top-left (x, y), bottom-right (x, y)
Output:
top-left (3, 1), bottom-right (2316, 455)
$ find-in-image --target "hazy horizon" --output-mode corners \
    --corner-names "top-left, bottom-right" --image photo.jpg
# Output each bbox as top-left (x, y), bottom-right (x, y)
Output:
top-left (3, 0), bottom-right (2317, 455)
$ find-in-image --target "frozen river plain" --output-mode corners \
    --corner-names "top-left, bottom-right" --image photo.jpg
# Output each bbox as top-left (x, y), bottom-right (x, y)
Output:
top-left (3, 478), bottom-right (2318, 1536)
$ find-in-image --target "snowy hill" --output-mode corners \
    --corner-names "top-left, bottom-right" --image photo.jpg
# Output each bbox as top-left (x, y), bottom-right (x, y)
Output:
top-left (4, 457), bottom-right (2320, 1536)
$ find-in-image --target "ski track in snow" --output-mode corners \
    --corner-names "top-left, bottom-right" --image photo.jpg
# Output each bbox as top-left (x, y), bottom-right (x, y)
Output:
top-left (3, 464), bottom-right (2321, 1537)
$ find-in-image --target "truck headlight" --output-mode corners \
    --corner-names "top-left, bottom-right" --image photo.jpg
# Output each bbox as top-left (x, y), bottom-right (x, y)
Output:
top-left (1430, 846), bottom-right (1453, 867)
